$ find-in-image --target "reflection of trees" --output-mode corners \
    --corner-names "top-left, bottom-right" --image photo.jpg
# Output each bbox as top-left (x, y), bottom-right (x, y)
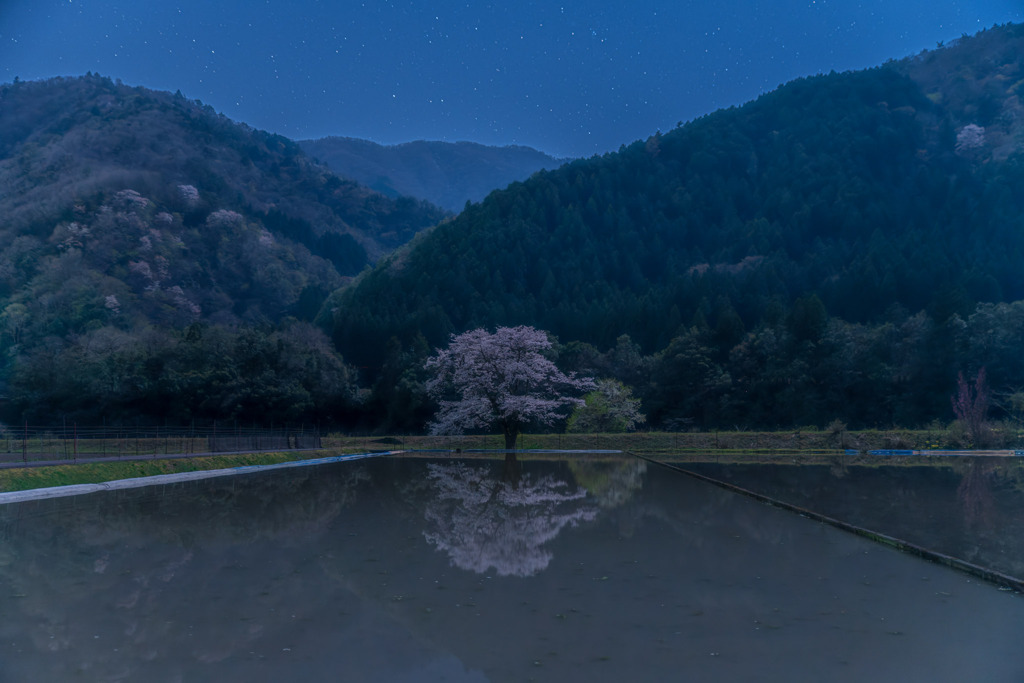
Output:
top-left (568, 458), bottom-right (647, 508)
top-left (422, 462), bottom-right (597, 577)
top-left (829, 456), bottom-right (849, 479)
top-left (956, 458), bottom-right (996, 528)
top-left (0, 464), bottom-right (373, 679)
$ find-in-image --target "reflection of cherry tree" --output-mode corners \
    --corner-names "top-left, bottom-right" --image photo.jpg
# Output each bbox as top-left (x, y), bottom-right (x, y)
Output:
top-left (422, 462), bottom-right (597, 577)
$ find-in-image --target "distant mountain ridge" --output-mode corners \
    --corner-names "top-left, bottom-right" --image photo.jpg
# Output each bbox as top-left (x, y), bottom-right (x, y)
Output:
top-left (323, 22), bottom-right (1024, 431)
top-left (299, 137), bottom-right (568, 212)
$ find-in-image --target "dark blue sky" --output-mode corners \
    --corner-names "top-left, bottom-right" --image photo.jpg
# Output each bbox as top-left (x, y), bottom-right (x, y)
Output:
top-left (2, 1), bottom-right (1021, 157)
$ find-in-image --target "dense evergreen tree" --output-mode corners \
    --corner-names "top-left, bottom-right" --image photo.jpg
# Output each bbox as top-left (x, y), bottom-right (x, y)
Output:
top-left (324, 24), bottom-right (1024, 430)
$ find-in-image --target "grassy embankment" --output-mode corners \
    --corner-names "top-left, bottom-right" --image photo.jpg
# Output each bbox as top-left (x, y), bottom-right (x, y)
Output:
top-left (0, 451), bottom-right (345, 493)
top-left (325, 425), bottom-right (1019, 453)
top-left (1, 426), bottom-right (1018, 494)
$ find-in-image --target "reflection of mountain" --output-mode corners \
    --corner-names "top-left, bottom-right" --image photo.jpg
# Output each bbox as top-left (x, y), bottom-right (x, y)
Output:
top-left (0, 456), bottom-right (1021, 681)
top-left (422, 462), bottom-right (598, 576)
top-left (0, 464), bottom-right (379, 681)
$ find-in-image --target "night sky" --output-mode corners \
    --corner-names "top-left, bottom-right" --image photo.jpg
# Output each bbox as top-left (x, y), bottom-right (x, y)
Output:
top-left (2, 1), bottom-right (1021, 158)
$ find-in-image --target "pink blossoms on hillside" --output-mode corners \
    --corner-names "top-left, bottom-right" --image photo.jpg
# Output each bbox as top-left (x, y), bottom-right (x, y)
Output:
top-left (425, 326), bottom-right (594, 449)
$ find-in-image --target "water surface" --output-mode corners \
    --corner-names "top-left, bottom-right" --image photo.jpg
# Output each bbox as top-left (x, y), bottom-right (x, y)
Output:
top-left (0, 454), bottom-right (1020, 682)
top-left (673, 455), bottom-right (1024, 579)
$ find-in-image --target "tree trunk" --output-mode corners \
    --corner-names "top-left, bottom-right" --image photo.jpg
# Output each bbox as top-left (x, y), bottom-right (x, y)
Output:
top-left (501, 423), bottom-right (520, 483)
top-left (502, 425), bottom-right (520, 483)
top-left (503, 451), bottom-right (521, 485)
top-left (503, 426), bottom-right (518, 451)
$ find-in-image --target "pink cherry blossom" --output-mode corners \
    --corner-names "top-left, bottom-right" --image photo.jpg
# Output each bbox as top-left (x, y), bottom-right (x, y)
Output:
top-left (425, 326), bottom-right (595, 449)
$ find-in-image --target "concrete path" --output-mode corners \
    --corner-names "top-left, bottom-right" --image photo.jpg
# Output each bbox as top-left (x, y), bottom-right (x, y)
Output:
top-left (0, 450), bottom-right (397, 505)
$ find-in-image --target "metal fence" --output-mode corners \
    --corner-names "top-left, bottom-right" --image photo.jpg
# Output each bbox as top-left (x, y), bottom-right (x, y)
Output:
top-left (2, 426), bottom-right (938, 466)
top-left (0, 425), bottom-right (321, 465)
top-left (315, 432), bottom-right (682, 453)
top-left (314, 432), bottom-right (762, 453)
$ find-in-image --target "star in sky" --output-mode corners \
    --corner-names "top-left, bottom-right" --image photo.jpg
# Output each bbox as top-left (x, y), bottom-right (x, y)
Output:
top-left (0, 0), bottom-right (1020, 157)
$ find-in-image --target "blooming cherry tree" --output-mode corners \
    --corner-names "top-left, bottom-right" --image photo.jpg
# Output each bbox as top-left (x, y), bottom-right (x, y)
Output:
top-left (425, 326), bottom-right (594, 449)
top-left (955, 123), bottom-right (985, 153)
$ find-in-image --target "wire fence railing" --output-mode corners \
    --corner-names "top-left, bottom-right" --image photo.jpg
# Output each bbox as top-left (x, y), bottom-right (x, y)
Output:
top-left (315, 431), bottom-right (848, 454)
top-left (0, 429), bottom-right (680, 467)
top-left (0, 425), bottom-right (322, 465)
top-left (4, 425), bottom-right (1010, 467)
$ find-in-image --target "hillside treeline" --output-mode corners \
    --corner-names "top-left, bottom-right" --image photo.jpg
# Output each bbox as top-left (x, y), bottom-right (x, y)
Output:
top-left (5, 26), bottom-right (1024, 432)
top-left (0, 185), bottom-right (361, 425)
top-left (0, 75), bottom-right (447, 426)
top-left (354, 299), bottom-right (1024, 434)
top-left (324, 26), bottom-right (1024, 431)
top-left (328, 63), bottom-right (1024, 367)
top-left (0, 74), bottom-right (447, 269)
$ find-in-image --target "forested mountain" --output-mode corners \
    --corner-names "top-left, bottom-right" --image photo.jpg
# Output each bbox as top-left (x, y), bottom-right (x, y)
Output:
top-left (298, 137), bottom-right (567, 212)
top-left (0, 75), bottom-right (447, 268)
top-left (0, 74), bottom-right (447, 424)
top-left (324, 23), bottom-right (1024, 432)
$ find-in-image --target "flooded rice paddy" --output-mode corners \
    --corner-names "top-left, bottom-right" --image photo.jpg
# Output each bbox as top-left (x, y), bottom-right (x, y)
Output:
top-left (0, 453), bottom-right (1021, 682)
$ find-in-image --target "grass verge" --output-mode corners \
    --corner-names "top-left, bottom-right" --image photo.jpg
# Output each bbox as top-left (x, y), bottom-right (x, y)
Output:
top-left (4, 426), bottom-right (1023, 495)
top-left (0, 450), bottom-right (337, 493)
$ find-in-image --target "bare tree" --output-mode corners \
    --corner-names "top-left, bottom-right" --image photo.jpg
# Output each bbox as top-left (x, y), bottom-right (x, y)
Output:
top-left (952, 367), bottom-right (990, 446)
